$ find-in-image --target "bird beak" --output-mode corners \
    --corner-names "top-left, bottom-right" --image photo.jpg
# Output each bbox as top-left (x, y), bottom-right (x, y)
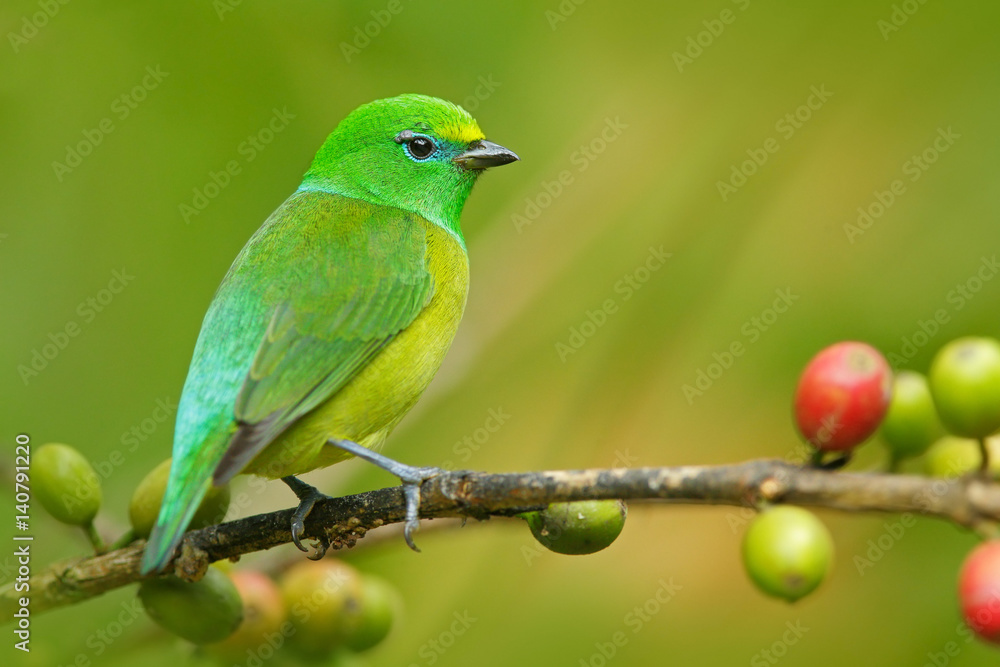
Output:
top-left (453, 140), bottom-right (520, 170)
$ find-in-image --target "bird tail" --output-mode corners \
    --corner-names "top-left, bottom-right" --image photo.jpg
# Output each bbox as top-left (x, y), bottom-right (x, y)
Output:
top-left (140, 429), bottom-right (230, 575)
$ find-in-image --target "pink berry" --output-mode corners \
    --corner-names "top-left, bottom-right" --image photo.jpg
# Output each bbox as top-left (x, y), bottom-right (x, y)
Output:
top-left (794, 341), bottom-right (893, 451)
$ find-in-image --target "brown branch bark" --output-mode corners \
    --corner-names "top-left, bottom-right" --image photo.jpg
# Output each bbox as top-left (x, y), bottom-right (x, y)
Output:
top-left (4, 459), bottom-right (1000, 625)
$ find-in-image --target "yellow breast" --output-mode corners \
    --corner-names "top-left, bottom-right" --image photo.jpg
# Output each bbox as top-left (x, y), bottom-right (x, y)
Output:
top-left (244, 219), bottom-right (469, 478)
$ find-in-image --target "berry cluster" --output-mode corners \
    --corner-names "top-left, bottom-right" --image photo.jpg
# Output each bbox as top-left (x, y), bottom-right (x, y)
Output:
top-left (33, 442), bottom-right (628, 660)
top-left (138, 558), bottom-right (399, 662)
top-left (740, 338), bottom-right (1000, 646)
top-left (32, 448), bottom-right (400, 662)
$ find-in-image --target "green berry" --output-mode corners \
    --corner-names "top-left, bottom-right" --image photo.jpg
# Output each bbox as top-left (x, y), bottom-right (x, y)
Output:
top-left (280, 560), bottom-right (363, 657)
top-left (129, 459), bottom-right (231, 538)
top-left (345, 575), bottom-right (401, 652)
top-left (34, 443), bottom-right (102, 526)
top-left (929, 337), bottom-right (1000, 438)
top-left (138, 566), bottom-right (243, 644)
top-left (742, 506), bottom-right (833, 603)
top-left (524, 500), bottom-right (627, 555)
top-left (922, 436), bottom-right (1000, 477)
top-left (880, 371), bottom-right (942, 460)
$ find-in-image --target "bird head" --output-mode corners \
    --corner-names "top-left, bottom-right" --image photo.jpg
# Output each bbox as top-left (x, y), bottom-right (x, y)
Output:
top-left (301, 94), bottom-right (519, 244)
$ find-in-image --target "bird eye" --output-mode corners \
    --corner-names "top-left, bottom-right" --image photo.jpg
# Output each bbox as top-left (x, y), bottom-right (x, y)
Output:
top-left (406, 136), bottom-right (436, 160)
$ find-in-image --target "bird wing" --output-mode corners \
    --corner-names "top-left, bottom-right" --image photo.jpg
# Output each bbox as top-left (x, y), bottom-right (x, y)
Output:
top-left (214, 192), bottom-right (435, 482)
top-left (141, 191), bottom-right (434, 573)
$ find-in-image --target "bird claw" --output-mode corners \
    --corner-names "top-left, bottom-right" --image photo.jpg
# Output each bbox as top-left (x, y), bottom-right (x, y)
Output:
top-left (328, 440), bottom-right (443, 552)
top-left (306, 533), bottom-right (331, 560)
top-left (282, 475), bottom-right (332, 556)
top-left (403, 483), bottom-right (423, 553)
top-left (290, 518), bottom-right (308, 553)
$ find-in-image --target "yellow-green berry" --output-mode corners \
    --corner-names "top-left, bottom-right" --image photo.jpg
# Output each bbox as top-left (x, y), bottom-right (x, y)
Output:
top-left (34, 443), bottom-right (102, 526)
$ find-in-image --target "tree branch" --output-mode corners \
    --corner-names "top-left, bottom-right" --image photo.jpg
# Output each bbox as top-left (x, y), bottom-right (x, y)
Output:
top-left (5, 459), bottom-right (1000, 625)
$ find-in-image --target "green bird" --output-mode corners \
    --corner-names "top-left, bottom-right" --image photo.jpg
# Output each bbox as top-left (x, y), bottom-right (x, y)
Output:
top-left (140, 94), bottom-right (518, 574)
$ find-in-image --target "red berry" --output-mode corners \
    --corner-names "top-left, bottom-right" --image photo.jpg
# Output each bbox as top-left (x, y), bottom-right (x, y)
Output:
top-left (959, 540), bottom-right (1000, 643)
top-left (794, 341), bottom-right (893, 451)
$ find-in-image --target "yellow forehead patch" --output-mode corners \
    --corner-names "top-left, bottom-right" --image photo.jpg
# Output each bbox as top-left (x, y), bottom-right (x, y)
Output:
top-left (437, 120), bottom-right (485, 145)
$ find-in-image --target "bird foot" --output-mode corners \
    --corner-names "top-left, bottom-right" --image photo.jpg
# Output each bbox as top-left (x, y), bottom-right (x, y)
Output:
top-left (328, 438), bottom-right (442, 552)
top-left (281, 475), bottom-right (333, 558)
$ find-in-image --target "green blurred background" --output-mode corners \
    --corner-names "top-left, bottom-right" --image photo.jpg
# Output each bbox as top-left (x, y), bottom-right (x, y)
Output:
top-left (3, 1), bottom-right (1000, 665)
